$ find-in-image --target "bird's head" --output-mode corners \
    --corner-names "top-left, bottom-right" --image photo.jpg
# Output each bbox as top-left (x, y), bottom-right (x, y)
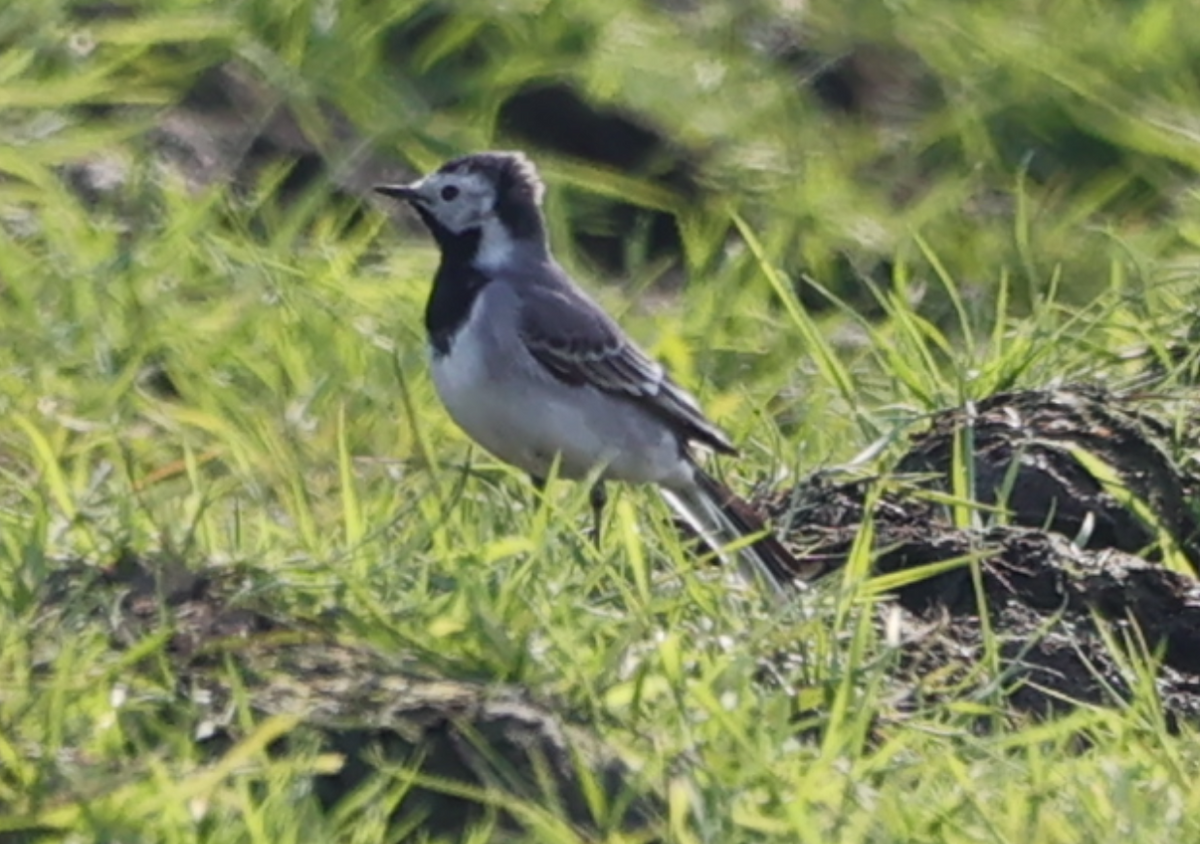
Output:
top-left (376, 151), bottom-right (547, 255)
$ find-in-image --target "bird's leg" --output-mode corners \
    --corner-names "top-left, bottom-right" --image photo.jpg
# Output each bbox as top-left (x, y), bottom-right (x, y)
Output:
top-left (588, 481), bottom-right (608, 548)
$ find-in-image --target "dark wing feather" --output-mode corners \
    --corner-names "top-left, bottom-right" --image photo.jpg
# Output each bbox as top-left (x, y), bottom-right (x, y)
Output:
top-left (517, 276), bottom-right (736, 455)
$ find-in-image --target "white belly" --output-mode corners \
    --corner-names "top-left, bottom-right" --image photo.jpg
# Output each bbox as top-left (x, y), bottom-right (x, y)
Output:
top-left (429, 307), bottom-right (688, 486)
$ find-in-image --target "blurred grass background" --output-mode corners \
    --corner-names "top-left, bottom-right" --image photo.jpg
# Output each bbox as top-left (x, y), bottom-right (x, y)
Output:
top-left (2, 0), bottom-right (1200, 840)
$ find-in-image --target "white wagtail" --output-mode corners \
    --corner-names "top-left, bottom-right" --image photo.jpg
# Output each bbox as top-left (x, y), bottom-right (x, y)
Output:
top-left (375, 151), bottom-right (794, 594)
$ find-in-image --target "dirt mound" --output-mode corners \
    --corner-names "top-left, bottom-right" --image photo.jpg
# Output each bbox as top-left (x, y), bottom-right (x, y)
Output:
top-left (765, 385), bottom-right (1200, 722)
top-left (896, 386), bottom-right (1200, 570)
top-left (34, 557), bottom-right (662, 841)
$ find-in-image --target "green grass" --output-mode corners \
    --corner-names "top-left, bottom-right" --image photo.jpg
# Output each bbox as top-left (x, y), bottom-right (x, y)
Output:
top-left (3, 0), bottom-right (1200, 840)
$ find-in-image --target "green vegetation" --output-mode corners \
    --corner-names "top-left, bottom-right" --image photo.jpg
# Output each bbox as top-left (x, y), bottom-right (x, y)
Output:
top-left (2, 0), bottom-right (1200, 840)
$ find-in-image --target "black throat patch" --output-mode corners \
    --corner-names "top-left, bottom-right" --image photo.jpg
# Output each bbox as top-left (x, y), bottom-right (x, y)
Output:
top-left (423, 226), bottom-right (489, 356)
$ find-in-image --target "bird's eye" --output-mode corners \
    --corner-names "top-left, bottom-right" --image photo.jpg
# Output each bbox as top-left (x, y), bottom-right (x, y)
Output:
top-left (440, 185), bottom-right (460, 202)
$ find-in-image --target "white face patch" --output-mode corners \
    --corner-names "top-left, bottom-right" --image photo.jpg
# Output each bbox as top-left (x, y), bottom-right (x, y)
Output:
top-left (412, 170), bottom-right (497, 235)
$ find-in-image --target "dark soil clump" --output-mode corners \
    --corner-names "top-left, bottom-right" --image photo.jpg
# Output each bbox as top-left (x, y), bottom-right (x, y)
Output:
top-left (896, 386), bottom-right (1200, 571)
top-left (764, 385), bottom-right (1200, 723)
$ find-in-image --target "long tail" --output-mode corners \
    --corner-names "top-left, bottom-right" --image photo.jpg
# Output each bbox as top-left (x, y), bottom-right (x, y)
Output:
top-left (658, 467), bottom-right (796, 598)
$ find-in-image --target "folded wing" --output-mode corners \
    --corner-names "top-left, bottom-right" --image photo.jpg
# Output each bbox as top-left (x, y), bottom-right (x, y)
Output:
top-left (517, 273), bottom-right (737, 456)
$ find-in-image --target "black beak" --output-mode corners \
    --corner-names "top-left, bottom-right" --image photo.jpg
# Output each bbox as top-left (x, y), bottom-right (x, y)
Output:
top-left (373, 183), bottom-right (422, 203)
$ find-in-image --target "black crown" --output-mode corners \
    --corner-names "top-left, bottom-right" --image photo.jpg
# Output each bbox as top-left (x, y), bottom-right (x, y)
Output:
top-left (440, 151), bottom-right (545, 208)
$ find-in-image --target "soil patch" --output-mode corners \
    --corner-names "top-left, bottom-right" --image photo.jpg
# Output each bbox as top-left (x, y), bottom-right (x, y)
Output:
top-left (765, 386), bottom-right (1200, 723)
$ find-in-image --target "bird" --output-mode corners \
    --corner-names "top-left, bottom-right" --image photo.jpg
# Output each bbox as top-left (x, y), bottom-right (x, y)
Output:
top-left (375, 150), bottom-right (795, 595)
